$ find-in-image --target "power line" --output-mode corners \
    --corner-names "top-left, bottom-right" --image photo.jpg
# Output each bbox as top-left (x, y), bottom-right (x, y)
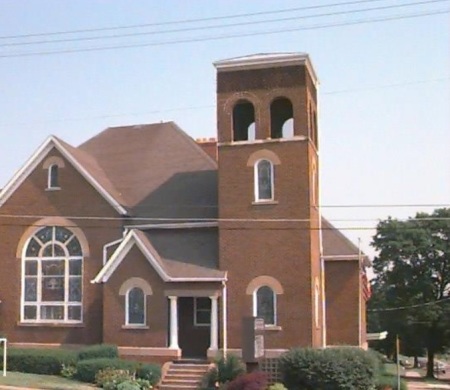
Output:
top-left (0, 213), bottom-right (448, 224)
top-left (0, 9), bottom-right (447, 58)
top-left (0, 220), bottom-right (447, 232)
top-left (368, 296), bottom-right (450, 312)
top-left (0, 0), bottom-right (445, 48)
top-left (0, 0), bottom-right (396, 40)
top-left (0, 76), bottom-right (447, 128)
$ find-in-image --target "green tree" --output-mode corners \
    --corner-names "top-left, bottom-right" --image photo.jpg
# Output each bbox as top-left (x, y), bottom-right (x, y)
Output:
top-left (369, 208), bottom-right (450, 378)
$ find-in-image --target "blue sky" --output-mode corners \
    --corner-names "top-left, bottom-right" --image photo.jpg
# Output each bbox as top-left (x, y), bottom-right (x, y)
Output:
top-left (0, 0), bottom-right (449, 258)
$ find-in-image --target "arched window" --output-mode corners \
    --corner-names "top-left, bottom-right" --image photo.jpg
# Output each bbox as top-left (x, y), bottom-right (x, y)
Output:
top-left (233, 100), bottom-right (255, 141)
top-left (255, 159), bottom-right (274, 201)
top-left (255, 286), bottom-right (276, 325)
top-left (22, 226), bottom-right (83, 323)
top-left (126, 287), bottom-right (145, 325)
top-left (48, 164), bottom-right (59, 189)
top-left (270, 97), bottom-right (294, 139)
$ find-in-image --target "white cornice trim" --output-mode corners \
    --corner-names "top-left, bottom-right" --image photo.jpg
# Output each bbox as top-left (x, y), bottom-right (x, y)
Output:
top-left (92, 230), bottom-right (226, 284)
top-left (323, 254), bottom-right (371, 267)
top-left (0, 136), bottom-right (127, 215)
top-left (214, 53), bottom-right (319, 86)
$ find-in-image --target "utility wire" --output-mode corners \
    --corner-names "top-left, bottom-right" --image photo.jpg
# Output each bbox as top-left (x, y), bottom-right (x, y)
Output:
top-left (0, 9), bottom-right (447, 58)
top-left (0, 213), bottom-right (449, 223)
top-left (368, 296), bottom-right (450, 312)
top-left (1, 76), bottom-right (448, 128)
top-left (0, 0), bottom-right (445, 48)
top-left (0, 0), bottom-right (396, 40)
top-left (0, 220), bottom-right (447, 232)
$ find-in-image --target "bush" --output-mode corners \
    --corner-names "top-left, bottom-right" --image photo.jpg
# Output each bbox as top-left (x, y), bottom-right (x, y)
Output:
top-left (203, 354), bottom-right (246, 388)
top-left (135, 363), bottom-right (161, 385)
top-left (78, 344), bottom-right (119, 360)
top-left (226, 371), bottom-right (267, 390)
top-left (60, 363), bottom-right (77, 379)
top-left (280, 347), bottom-right (382, 390)
top-left (0, 347), bottom-right (77, 375)
top-left (95, 367), bottom-right (133, 388)
top-left (375, 374), bottom-right (408, 390)
top-left (76, 358), bottom-right (136, 383)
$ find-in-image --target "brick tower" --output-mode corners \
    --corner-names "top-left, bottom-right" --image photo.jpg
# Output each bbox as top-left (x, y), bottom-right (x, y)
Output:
top-left (214, 53), bottom-right (324, 352)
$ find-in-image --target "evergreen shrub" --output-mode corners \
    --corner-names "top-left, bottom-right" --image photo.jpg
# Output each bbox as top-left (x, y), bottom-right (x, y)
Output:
top-left (201, 354), bottom-right (245, 389)
top-left (78, 344), bottom-right (119, 360)
top-left (0, 347), bottom-right (77, 375)
top-left (279, 347), bottom-right (381, 390)
top-left (135, 363), bottom-right (161, 385)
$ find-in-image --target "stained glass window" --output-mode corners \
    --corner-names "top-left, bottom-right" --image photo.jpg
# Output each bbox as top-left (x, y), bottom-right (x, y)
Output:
top-left (256, 286), bottom-right (275, 325)
top-left (256, 160), bottom-right (273, 201)
top-left (22, 226), bottom-right (83, 323)
top-left (127, 288), bottom-right (145, 325)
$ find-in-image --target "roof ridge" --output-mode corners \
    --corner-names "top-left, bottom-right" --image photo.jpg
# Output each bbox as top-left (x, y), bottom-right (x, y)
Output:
top-left (168, 122), bottom-right (218, 169)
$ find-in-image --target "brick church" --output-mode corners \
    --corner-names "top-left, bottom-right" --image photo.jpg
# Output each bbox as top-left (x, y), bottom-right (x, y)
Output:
top-left (0, 53), bottom-right (370, 362)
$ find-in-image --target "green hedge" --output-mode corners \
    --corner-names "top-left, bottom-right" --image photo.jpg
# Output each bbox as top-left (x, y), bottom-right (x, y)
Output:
top-left (75, 357), bottom-right (160, 384)
top-left (0, 348), bottom-right (78, 375)
top-left (78, 344), bottom-right (119, 360)
top-left (279, 347), bottom-right (382, 390)
top-left (76, 358), bottom-right (136, 383)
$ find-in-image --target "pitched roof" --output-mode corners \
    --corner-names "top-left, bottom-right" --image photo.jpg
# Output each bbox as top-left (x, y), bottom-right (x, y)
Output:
top-left (93, 228), bottom-right (226, 283)
top-left (322, 217), bottom-right (370, 265)
top-left (142, 228), bottom-right (223, 278)
top-left (79, 122), bottom-right (218, 219)
top-left (0, 136), bottom-right (127, 214)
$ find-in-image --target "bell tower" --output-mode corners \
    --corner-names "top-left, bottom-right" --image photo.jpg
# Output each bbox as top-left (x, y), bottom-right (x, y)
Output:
top-left (214, 53), bottom-right (324, 350)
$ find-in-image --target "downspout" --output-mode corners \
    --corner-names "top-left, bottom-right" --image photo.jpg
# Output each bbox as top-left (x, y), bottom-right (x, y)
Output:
top-left (222, 277), bottom-right (228, 359)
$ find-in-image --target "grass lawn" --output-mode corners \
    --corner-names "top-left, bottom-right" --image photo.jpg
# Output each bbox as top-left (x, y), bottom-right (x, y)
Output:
top-left (0, 372), bottom-right (95, 389)
top-left (384, 362), bottom-right (406, 376)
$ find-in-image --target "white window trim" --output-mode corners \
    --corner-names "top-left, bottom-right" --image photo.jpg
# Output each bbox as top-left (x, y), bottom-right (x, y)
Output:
top-left (125, 287), bottom-right (146, 326)
top-left (47, 164), bottom-right (60, 190)
top-left (194, 297), bottom-right (211, 327)
top-left (253, 286), bottom-right (277, 326)
top-left (254, 159), bottom-right (274, 202)
top-left (21, 227), bottom-right (83, 324)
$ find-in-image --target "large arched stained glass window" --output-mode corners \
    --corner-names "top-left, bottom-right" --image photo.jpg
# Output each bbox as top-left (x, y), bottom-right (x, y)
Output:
top-left (22, 226), bottom-right (83, 323)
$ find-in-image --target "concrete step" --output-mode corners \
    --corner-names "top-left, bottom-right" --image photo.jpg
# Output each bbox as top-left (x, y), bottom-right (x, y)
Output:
top-left (160, 361), bottom-right (211, 390)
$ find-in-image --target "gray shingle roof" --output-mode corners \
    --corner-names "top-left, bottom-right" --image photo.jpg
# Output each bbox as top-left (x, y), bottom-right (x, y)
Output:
top-left (78, 122), bottom-right (218, 219)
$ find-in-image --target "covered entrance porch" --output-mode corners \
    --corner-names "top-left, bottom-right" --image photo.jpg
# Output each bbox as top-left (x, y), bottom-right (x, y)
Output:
top-left (167, 289), bottom-right (222, 359)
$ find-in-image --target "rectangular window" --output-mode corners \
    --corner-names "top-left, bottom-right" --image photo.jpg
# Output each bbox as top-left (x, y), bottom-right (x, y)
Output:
top-left (194, 297), bottom-right (211, 326)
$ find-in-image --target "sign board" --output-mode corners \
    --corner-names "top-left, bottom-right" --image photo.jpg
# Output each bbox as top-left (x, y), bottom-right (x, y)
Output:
top-left (242, 317), bottom-right (265, 363)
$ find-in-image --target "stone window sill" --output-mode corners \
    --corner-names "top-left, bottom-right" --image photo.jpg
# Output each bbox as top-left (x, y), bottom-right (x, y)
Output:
top-left (18, 321), bottom-right (84, 328)
top-left (264, 325), bottom-right (282, 331)
top-left (122, 325), bottom-right (149, 330)
top-left (252, 200), bottom-right (278, 206)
